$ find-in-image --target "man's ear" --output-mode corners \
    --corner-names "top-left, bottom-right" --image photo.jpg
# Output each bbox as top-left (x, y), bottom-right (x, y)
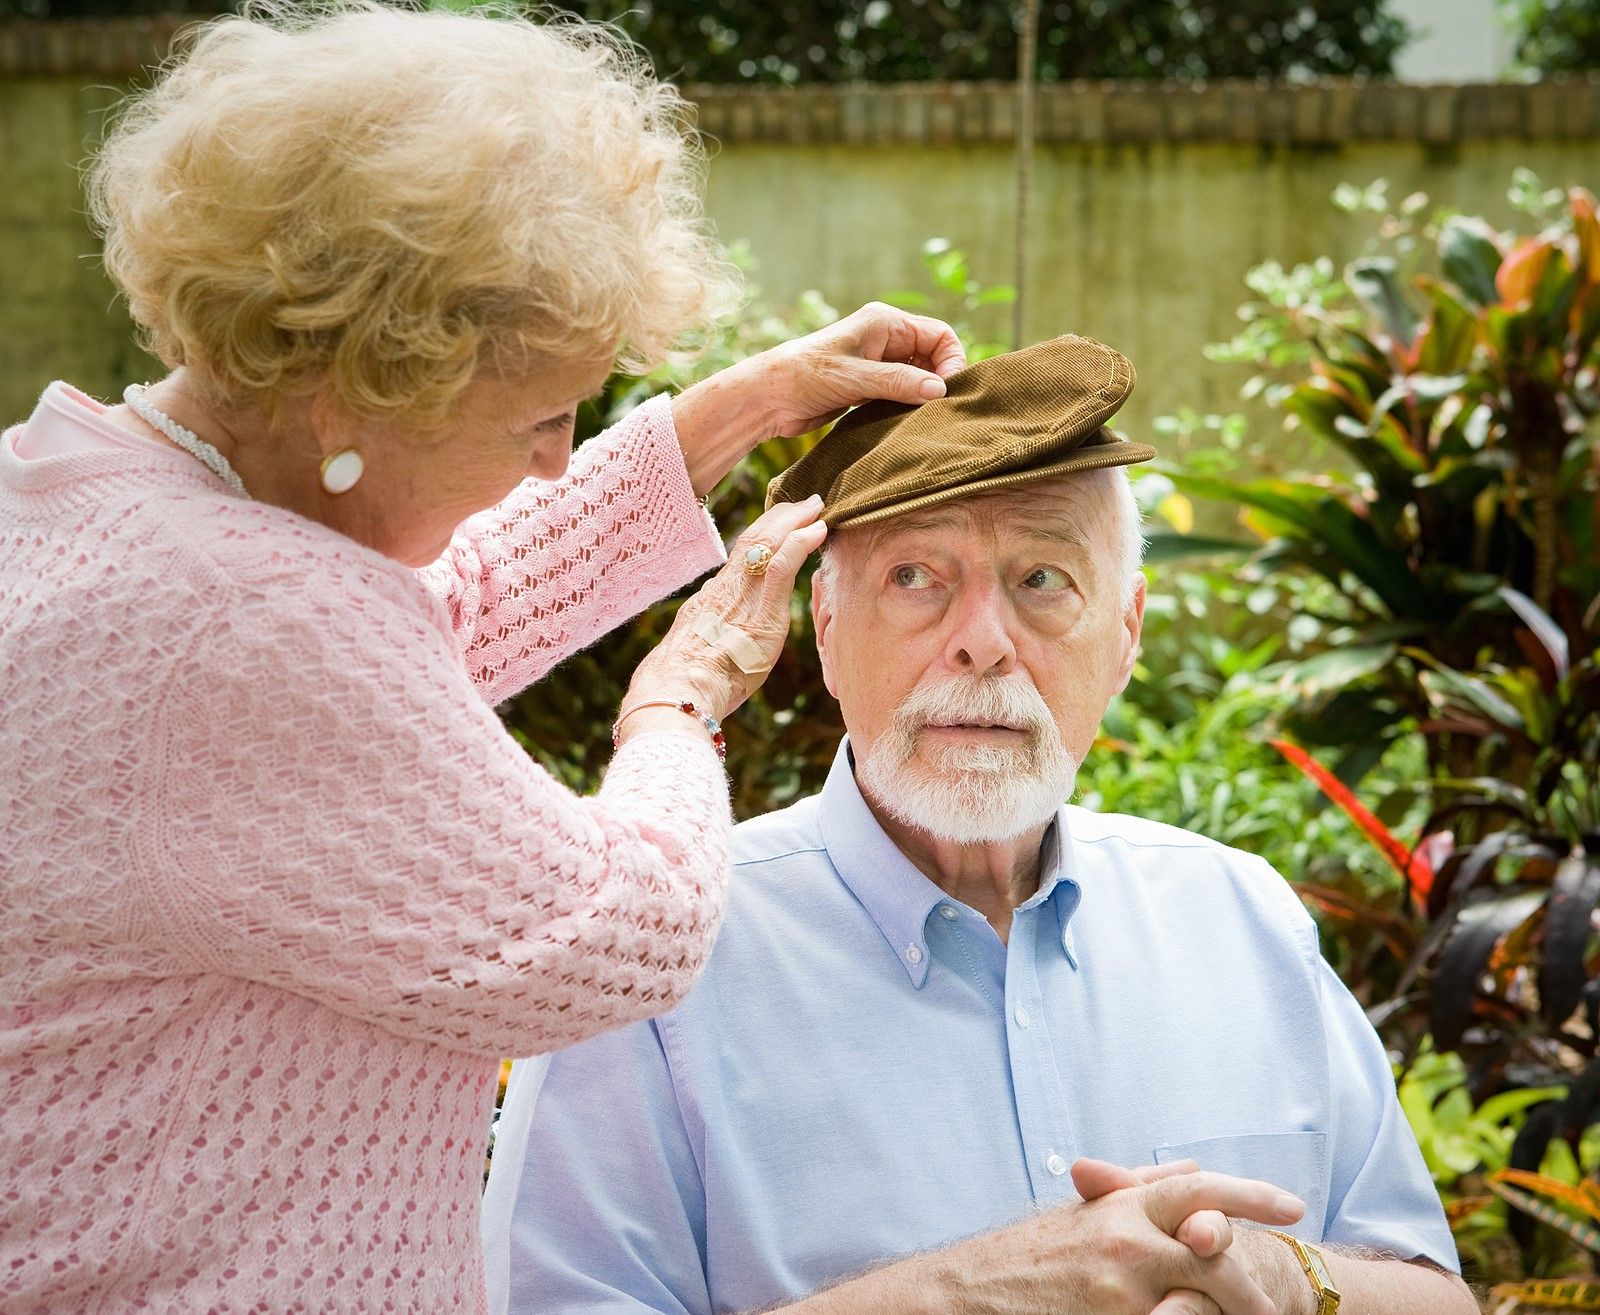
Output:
top-left (811, 570), bottom-right (841, 701)
top-left (1111, 573), bottom-right (1146, 694)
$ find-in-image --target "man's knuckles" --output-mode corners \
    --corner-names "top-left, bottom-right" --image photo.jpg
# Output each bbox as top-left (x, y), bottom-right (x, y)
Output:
top-left (1081, 1266), bottom-right (1147, 1311)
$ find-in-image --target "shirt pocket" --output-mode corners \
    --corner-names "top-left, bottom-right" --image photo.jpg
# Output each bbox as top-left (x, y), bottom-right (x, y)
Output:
top-left (1154, 1131), bottom-right (1330, 1240)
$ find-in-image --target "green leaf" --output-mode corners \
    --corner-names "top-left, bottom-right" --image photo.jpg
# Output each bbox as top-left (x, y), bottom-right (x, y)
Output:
top-left (1484, 304), bottom-right (1537, 361)
top-left (1500, 585), bottom-right (1571, 678)
top-left (1405, 372), bottom-right (1470, 403)
top-left (1414, 659), bottom-right (1528, 732)
top-left (1347, 257), bottom-right (1420, 348)
top-left (1414, 278), bottom-right (1481, 375)
top-left (1267, 644), bottom-right (1399, 698)
top-left (973, 285), bottom-right (1017, 306)
top-left (1476, 1086), bottom-right (1568, 1126)
top-left (1283, 380), bottom-right (1355, 443)
top-left (879, 289), bottom-right (931, 310)
top-left (1439, 216), bottom-right (1504, 307)
top-left (925, 248), bottom-right (968, 295)
top-left (1532, 246), bottom-right (1582, 337)
top-left (1462, 403), bottom-right (1493, 450)
top-left (1167, 472), bottom-right (1437, 620)
top-left (1141, 530), bottom-right (1255, 563)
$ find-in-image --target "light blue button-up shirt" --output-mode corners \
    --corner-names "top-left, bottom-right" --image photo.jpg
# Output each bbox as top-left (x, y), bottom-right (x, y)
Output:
top-left (484, 742), bottom-right (1457, 1314)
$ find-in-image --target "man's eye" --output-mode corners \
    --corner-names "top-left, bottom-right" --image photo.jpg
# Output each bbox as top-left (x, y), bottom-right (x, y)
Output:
top-left (892, 564), bottom-right (934, 589)
top-left (1022, 566), bottom-right (1070, 590)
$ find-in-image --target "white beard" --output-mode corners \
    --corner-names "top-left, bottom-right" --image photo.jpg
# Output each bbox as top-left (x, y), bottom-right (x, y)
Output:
top-left (855, 675), bottom-right (1078, 845)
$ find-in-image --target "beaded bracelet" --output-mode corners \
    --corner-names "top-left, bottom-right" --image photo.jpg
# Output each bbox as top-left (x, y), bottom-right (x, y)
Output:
top-left (612, 699), bottom-right (727, 762)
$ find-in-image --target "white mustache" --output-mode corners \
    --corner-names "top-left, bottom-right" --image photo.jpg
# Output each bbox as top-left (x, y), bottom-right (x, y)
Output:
top-left (893, 676), bottom-right (1055, 744)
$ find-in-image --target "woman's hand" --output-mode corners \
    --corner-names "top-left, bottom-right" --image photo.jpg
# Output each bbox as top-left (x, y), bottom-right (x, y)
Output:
top-left (756, 300), bottom-right (968, 436)
top-left (670, 303), bottom-right (966, 495)
top-left (619, 496), bottom-right (828, 742)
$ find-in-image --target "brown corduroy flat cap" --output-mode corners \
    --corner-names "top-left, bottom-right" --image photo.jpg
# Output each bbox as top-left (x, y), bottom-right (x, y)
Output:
top-left (766, 334), bottom-right (1155, 528)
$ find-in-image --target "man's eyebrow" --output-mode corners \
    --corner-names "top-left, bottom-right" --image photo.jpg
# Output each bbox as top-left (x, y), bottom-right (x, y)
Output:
top-left (1017, 521), bottom-right (1095, 551)
top-left (868, 513), bottom-right (962, 547)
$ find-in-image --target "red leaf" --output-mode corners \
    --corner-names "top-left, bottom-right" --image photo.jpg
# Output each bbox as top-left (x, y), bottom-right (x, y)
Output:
top-left (1270, 738), bottom-right (1434, 907)
top-left (1497, 237), bottom-right (1554, 308)
top-left (1573, 187), bottom-right (1600, 283)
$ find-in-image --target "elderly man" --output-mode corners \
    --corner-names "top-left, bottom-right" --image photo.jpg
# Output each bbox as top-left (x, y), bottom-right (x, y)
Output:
top-left (482, 338), bottom-right (1473, 1315)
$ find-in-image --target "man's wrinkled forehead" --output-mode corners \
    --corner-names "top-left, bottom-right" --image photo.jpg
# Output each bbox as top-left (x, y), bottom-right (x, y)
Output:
top-left (856, 479), bottom-right (1100, 557)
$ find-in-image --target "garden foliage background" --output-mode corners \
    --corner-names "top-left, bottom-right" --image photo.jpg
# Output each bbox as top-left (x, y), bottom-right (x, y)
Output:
top-left (1, 1), bottom-right (1598, 1309)
top-left (532, 175), bottom-right (1600, 1311)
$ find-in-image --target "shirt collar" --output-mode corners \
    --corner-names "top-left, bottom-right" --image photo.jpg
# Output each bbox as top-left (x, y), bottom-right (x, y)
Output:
top-left (817, 739), bottom-right (1082, 986)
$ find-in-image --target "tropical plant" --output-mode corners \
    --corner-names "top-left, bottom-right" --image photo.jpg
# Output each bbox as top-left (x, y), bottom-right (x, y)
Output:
top-left (1177, 177), bottom-right (1600, 789)
top-left (1397, 1045), bottom-right (1578, 1284)
top-left (1481, 1169), bottom-right (1600, 1311)
top-left (1268, 589), bottom-right (1597, 1073)
top-left (1206, 188), bottom-right (1600, 1267)
top-left (1401, 1048), bottom-right (1567, 1190)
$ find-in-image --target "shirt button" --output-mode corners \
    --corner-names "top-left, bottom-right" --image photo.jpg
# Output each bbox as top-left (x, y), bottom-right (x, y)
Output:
top-left (939, 905), bottom-right (958, 921)
top-left (1014, 1005), bottom-right (1032, 1029)
top-left (1046, 1153), bottom-right (1068, 1177)
top-left (905, 945), bottom-right (923, 965)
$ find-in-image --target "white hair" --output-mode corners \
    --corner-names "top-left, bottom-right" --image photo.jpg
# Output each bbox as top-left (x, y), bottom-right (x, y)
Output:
top-left (854, 674), bottom-right (1079, 843)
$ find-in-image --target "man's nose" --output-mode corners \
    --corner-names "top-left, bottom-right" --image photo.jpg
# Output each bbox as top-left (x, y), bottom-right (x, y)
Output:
top-left (942, 581), bottom-right (1017, 677)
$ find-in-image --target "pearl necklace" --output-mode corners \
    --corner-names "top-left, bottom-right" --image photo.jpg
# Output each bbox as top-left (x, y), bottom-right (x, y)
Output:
top-left (123, 383), bottom-right (251, 500)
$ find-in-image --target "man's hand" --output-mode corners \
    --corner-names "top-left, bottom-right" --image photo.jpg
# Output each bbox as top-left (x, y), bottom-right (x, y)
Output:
top-left (926, 1162), bottom-right (1305, 1315)
top-left (1073, 1158), bottom-right (1313, 1315)
top-left (1074, 1158), bottom-right (1237, 1257)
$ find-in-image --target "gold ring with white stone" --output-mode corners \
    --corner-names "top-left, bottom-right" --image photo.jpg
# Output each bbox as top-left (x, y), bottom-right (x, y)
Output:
top-left (741, 542), bottom-right (775, 577)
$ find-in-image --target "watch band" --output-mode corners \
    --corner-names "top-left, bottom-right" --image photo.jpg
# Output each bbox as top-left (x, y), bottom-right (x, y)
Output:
top-left (1266, 1228), bottom-right (1342, 1315)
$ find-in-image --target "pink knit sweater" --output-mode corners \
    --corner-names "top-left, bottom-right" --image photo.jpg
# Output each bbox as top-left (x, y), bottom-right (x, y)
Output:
top-left (0, 383), bottom-right (731, 1312)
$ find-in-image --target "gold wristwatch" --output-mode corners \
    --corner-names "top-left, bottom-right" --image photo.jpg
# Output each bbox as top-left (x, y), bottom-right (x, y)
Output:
top-left (1266, 1229), bottom-right (1341, 1315)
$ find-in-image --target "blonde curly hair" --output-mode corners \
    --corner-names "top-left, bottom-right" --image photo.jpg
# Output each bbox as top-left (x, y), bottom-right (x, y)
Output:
top-left (89, 1), bottom-right (737, 426)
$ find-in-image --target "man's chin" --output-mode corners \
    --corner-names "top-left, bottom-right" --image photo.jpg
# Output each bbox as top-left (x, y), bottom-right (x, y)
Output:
top-left (909, 744), bottom-right (1033, 778)
top-left (865, 757), bottom-right (1076, 845)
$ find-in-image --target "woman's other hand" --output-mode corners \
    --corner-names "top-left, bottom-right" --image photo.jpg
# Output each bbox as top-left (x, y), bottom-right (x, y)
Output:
top-left (670, 303), bottom-right (965, 495)
top-left (620, 496), bottom-right (828, 739)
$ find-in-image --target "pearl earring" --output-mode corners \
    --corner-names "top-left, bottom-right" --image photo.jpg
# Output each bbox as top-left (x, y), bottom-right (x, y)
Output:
top-left (319, 447), bottom-right (364, 495)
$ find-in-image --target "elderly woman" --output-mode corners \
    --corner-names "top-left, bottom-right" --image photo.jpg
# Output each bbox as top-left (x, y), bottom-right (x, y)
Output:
top-left (0, 5), bottom-right (962, 1310)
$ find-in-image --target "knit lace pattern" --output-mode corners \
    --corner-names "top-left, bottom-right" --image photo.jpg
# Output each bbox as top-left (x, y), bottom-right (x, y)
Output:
top-left (0, 386), bottom-right (731, 1312)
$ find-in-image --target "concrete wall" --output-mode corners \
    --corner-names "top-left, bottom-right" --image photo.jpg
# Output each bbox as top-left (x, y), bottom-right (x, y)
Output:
top-left (1, 76), bottom-right (148, 422)
top-left (2, 21), bottom-right (1597, 448)
top-left (702, 136), bottom-right (1598, 438)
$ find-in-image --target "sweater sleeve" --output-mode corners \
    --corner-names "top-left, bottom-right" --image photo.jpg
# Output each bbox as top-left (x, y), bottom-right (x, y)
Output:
top-left (414, 393), bottom-right (726, 707)
top-left (145, 551), bottom-right (732, 1060)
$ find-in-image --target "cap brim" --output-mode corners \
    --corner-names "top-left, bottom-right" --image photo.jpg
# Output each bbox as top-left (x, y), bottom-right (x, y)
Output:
top-left (824, 439), bottom-right (1158, 529)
